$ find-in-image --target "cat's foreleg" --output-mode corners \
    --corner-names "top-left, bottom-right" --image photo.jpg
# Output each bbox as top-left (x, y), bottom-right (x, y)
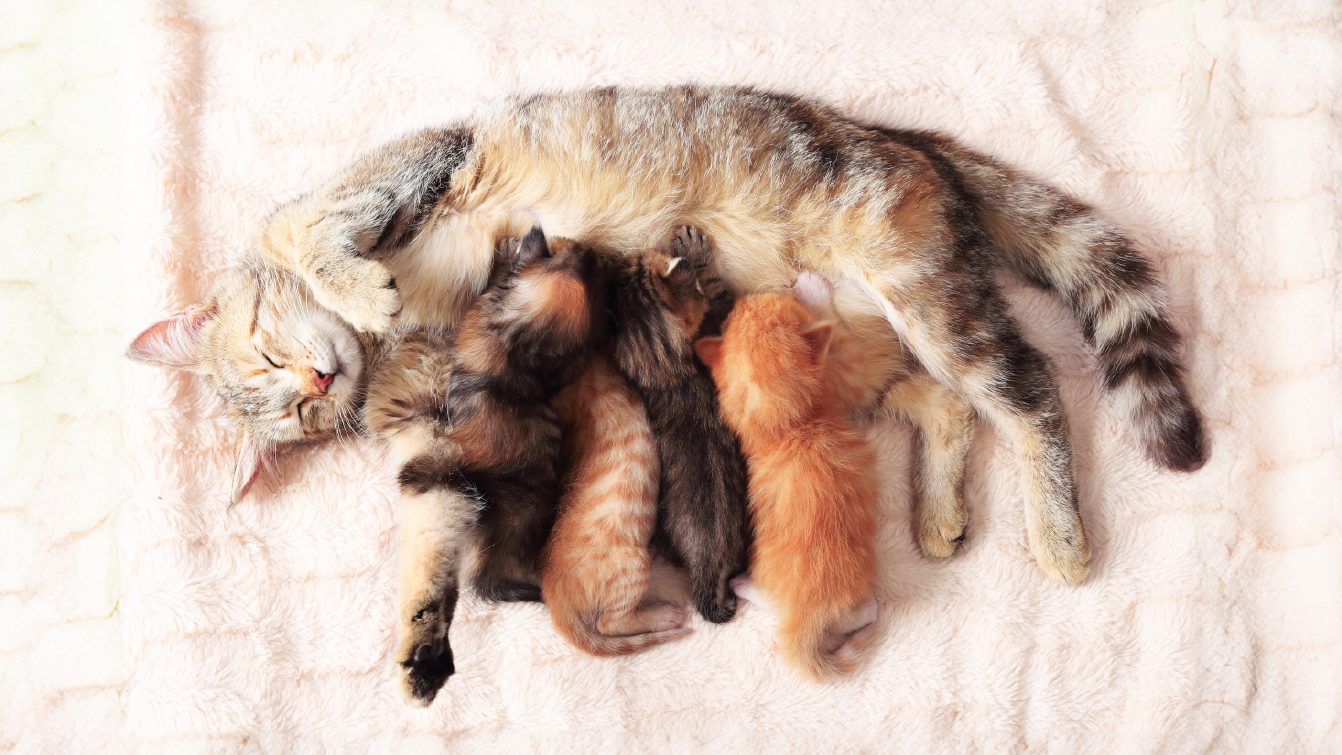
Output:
top-left (393, 485), bottom-right (475, 707)
top-left (258, 129), bottom-right (472, 332)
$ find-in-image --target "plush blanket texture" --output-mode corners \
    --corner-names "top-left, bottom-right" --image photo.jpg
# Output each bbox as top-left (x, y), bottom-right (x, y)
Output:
top-left (24, 0), bottom-right (1332, 751)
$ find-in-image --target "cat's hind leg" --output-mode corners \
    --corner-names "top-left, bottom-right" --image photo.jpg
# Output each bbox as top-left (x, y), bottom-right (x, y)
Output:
top-left (856, 270), bottom-right (1091, 585)
top-left (883, 371), bottom-right (977, 558)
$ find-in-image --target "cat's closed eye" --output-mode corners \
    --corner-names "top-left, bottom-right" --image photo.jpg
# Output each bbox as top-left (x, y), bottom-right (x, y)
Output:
top-left (261, 351), bottom-right (283, 369)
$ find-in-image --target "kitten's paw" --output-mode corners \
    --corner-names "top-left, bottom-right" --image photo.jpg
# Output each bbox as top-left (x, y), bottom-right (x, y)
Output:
top-left (791, 270), bottom-right (833, 309)
top-left (918, 505), bottom-right (968, 559)
top-left (398, 638), bottom-right (455, 707)
top-left (667, 225), bottom-right (712, 263)
top-left (315, 257), bottom-right (402, 333)
top-left (694, 585), bottom-right (738, 624)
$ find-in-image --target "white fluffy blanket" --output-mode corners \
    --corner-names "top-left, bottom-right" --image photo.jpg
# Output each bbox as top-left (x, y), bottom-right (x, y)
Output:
top-left (118, 0), bottom-right (1341, 751)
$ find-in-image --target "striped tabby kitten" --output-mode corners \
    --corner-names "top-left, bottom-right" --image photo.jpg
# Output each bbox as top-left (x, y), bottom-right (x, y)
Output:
top-left (541, 353), bottom-right (690, 655)
top-left (254, 85), bottom-right (1206, 586)
top-left (608, 228), bottom-right (750, 624)
top-left (697, 271), bottom-right (880, 679)
top-left (127, 228), bottom-right (606, 707)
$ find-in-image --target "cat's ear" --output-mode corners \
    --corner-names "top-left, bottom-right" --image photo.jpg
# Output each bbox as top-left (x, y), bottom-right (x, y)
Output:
top-left (695, 336), bottom-right (724, 368)
top-left (513, 226), bottom-right (551, 268)
top-left (127, 305), bottom-right (217, 372)
top-left (661, 256), bottom-right (696, 290)
top-left (230, 428), bottom-right (271, 506)
top-left (802, 323), bottom-right (835, 364)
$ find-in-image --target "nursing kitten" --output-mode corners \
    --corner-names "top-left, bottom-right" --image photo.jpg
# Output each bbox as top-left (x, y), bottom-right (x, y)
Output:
top-left (696, 272), bottom-right (880, 679)
top-left (608, 228), bottom-right (750, 624)
top-left (440, 227), bottom-right (608, 605)
top-left (254, 85), bottom-right (1207, 585)
top-left (127, 228), bottom-right (605, 707)
top-left (541, 353), bottom-right (690, 655)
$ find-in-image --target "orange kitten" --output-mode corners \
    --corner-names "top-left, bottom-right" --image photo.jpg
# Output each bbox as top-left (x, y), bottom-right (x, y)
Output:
top-left (541, 353), bottom-right (691, 655)
top-left (695, 275), bottom-right (879, 680)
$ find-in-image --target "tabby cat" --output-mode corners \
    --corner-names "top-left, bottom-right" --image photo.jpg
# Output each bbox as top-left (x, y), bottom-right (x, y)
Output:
top-left (127, 228), bottom-right (607, 707)
top-left (697, 271), bottom-right (880, 679)
top-left (606, 228), bottom-right (751, 623)
top-left (252, 85), bottom-right (1206, 585)
top-left (541, 353), bottom-right (690, 655)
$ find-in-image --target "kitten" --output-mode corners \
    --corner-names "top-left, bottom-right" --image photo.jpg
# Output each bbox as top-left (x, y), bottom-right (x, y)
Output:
top-left (541, 353), bottom-right (690, 655)
top-left (441, 227), bottom-right (608, 605)
top-left (607, 227), bottom-right (750, 624)
top-left (253, 85), bottom-right (1207, 585)
top-left (127, 228), bottom-right (605, 707)
top-left (696, 271), bottom-right (880, 680)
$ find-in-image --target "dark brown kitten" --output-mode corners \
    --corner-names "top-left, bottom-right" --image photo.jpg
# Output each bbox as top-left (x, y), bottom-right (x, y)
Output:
top-left (608, 227), bottom-right (749, 624)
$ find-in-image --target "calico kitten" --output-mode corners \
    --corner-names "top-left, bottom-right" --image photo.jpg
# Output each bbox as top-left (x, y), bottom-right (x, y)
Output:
top-left (127, 228), bottom-right (605, 707)
top-left (696, 272), bottom-right (880, 679)
top-left (608, 227), bottom-right (749, 624)
top-left (541, 353), bottom-right (690, 655)
top-left (254, 85), bottom-right (1207, 585)
top-left (439, 227), bottom-right (608, 605)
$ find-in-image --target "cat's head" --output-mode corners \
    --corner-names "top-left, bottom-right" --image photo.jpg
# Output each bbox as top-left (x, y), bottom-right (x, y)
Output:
top-left (610, 250), bottom-right (707, 381)
top-left (695, 293), bottom-right (834, 433)
top-left (127, 263), bottom-right (366, 503)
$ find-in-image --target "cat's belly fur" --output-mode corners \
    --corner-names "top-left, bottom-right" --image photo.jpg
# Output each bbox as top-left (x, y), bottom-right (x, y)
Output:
top-left (392, 194), bottom-right (915, 351)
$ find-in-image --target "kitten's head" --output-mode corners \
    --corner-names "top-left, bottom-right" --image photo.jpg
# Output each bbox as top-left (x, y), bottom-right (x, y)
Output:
top-left (496, 227), bottom-right (608, 356)
top-left (127, 263), bottom-right (366, 503)
top-left (610, 250), bottom-right (708, 383)
top-left (695, 293), bottom-right (834, 434)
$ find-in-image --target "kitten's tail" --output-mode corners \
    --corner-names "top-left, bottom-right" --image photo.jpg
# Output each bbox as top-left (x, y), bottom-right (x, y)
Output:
top-left (932, 139), bottom-right (1207, 472)
top-left (780, 596), bottom-right (879, 681)
top-left (556, 610), bottom-right (691, 657)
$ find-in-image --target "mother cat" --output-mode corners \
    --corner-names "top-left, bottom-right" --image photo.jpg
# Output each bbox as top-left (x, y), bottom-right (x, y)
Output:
top-left (205, 85), bottom-right (1206, 585)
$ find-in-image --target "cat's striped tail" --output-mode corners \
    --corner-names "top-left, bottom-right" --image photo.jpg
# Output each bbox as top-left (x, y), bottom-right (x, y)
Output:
top-left (933, 140), bottom-right (1208, 472)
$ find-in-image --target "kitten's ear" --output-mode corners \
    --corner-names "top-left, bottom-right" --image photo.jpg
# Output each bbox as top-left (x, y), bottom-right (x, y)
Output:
top-left (695, 336), bottom-right (724, 368)
top-left (230, 428), bottom-right (271, 506)
top-left (127, 305), bottom-right (217, 372)
top-left (802, 323), bottom-right (835, 364)
top-left (513, 226), bottom-right (551, 268)
top-left (661, 257), bottom-right (696, 290)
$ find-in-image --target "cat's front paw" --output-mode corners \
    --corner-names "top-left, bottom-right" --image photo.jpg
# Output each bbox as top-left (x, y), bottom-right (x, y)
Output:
top-left (398, 638), bottom-right (455, 707)
top-left (313, 257), bottom-right (402, 333)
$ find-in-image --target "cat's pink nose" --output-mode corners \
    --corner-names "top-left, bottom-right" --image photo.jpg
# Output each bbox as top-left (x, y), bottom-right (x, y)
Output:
top-left (313, 370), bottom-right (334, 394)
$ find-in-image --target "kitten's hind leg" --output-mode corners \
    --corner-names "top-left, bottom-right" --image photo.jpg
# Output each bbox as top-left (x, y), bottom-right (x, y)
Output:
top-left (470, 475), bottom-right (558, 603)
top-left (394, 486), bottom-right (473, 706)
top-left (884, 371), bottom-right (976, 558)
